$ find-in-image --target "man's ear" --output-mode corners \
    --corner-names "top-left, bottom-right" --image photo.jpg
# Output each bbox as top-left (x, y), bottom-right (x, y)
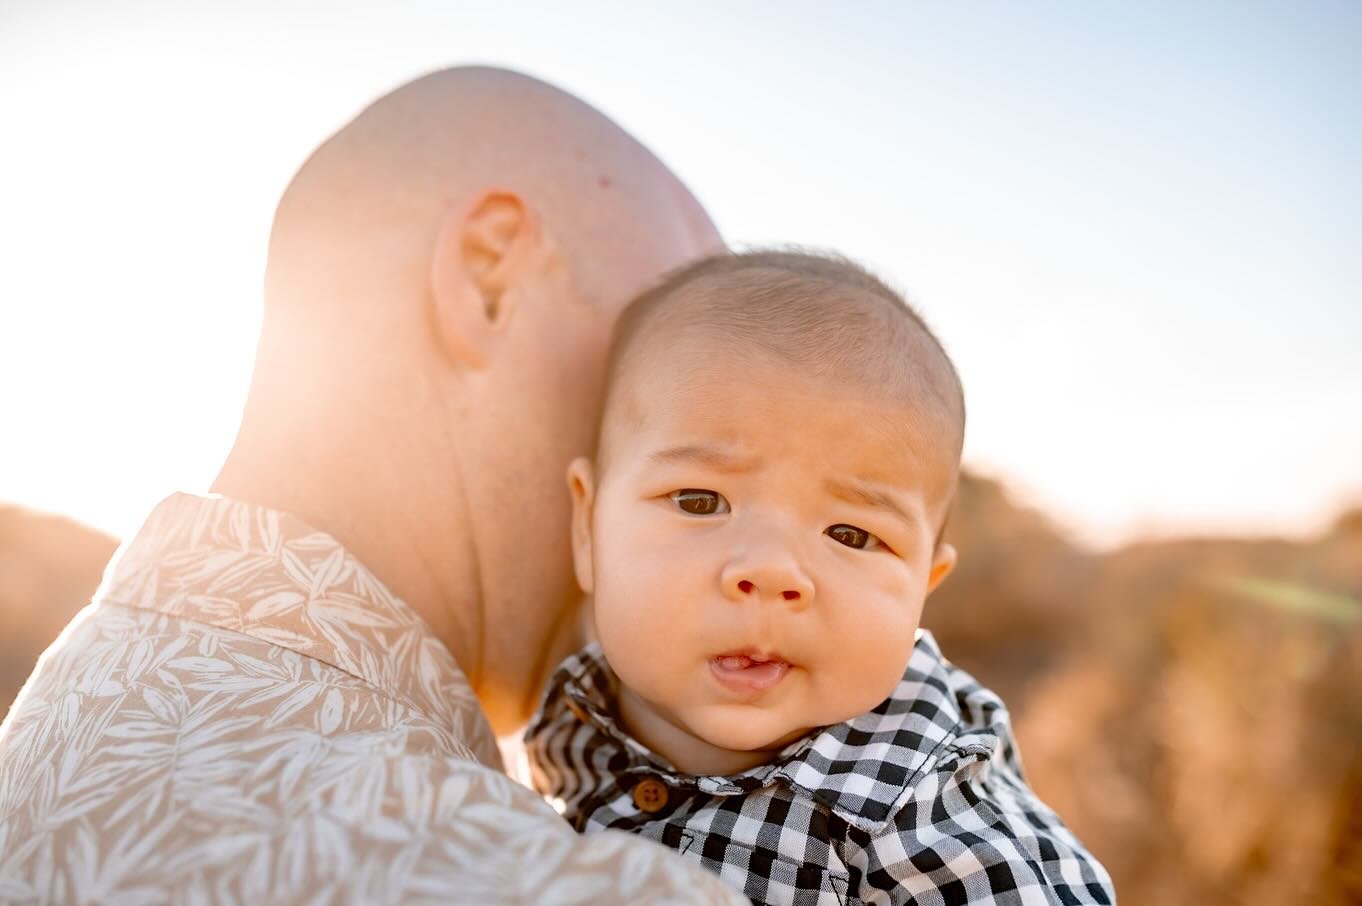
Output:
top-left (926, 542), bottom-right (957, 595)
top-left (567, 457), bottom-right (597, 594)
top-left (429, 189), bottom-right (537, 370)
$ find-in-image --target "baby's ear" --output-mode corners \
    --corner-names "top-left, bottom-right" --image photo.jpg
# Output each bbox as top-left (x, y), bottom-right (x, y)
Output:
top-left (926, 542), bottom-right (957, 595)
top-left (566, 458), bottom-right (596, 594)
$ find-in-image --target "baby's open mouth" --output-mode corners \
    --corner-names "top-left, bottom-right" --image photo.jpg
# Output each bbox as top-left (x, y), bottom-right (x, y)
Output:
top-left (709, 651), bottom-right (792, 694)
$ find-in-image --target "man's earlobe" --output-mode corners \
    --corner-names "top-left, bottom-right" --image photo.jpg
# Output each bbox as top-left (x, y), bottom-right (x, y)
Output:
top-left (926, 543), bottom-right (957, 595)
top-left (429, 190), bottom-right (535, 369)
top-left (567, 458), bottom-right (596, 594)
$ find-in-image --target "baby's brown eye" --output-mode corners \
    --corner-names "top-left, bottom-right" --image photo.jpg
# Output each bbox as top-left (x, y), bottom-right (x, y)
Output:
top-left (670, 489), bottom-right (729, 516)
top-left (827, 524), bottom-right (879, 550)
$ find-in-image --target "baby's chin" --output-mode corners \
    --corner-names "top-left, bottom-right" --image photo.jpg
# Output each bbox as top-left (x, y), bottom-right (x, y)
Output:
top-left (683, 707), bottom-right (817, 763)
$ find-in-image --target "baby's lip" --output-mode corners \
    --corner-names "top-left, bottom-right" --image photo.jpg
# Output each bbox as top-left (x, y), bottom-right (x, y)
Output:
top-left (709, 649), bottom-right (793, 695)
top-left (711, 648), bottom-right (792, 669)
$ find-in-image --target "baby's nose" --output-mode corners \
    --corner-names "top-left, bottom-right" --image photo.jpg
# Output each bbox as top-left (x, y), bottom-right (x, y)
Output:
top-left (722, 555), bottom-right (815, 607)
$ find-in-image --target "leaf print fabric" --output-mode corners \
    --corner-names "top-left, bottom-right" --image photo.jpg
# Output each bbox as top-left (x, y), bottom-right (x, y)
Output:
top-left (0, 493), bottom-right (745, 905)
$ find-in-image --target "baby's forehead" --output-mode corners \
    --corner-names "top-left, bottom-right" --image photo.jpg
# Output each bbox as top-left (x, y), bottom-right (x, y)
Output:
top-left (609, 321), bottom-right (959, 451)
top-left (596, 250), bottom-right (965, 478)
top-left (603, 341), bottom-right (957, 493)
top-left (615, 261), bottom-right (954, 394)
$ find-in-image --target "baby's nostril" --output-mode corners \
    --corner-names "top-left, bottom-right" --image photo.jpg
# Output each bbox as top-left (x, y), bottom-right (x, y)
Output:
top-left (738, 580), bottom-right (754, 594)
top-left (782, 590), bottom-right (800, 601)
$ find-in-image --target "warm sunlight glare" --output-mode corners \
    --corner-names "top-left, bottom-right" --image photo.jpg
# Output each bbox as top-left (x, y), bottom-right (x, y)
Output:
top-left (3, 2), bottom-right (1360, 549)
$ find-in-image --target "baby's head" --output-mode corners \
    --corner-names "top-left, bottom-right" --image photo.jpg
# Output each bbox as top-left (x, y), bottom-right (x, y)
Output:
top-left (567, 250), bottom-right (965, 775)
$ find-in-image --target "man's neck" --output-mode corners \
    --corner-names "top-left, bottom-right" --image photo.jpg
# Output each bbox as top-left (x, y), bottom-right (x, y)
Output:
top-left (210, 428), bottom-right (484, 688)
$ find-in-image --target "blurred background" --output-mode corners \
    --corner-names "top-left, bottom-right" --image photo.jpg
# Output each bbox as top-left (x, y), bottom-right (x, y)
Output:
top-left (2, 2), bottom-right (1359, 902)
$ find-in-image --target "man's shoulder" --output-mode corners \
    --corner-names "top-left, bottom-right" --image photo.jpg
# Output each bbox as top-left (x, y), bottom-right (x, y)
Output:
top-left (0, 741), bottom-right (741, 904)
top-left (0, 605), bottom-right (743, 904)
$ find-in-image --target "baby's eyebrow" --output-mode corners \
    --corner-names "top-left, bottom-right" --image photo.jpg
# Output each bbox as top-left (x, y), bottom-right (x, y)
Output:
top-left (823, 477), bottom-right (915, 525)
top-left (646, 444), bottom-right (759, 473)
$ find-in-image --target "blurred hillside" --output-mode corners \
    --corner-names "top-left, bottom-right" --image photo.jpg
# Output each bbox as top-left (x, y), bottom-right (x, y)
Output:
top-left (925, 473), bottom-right (1362, 906)
top-left (1, 481), bottom-right (1359, 904)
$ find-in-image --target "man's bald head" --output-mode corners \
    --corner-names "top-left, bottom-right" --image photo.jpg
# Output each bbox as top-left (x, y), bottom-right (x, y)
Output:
top-left (221, 67), bottom-right (721, 733)
top-left (266, 66), bottom-right (717, 311)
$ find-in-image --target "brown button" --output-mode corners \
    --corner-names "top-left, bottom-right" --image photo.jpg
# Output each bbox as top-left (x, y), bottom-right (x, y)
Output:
top-left (632, 776), bottom-right (669, 813)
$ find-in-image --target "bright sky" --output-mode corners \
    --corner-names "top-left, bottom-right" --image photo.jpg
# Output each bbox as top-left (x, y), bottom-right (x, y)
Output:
top-left (2, 1), bottom-right (1359, 548)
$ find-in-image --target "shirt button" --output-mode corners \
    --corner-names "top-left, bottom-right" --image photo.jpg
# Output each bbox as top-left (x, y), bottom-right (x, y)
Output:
top-left (632, 776), bottom-right (669, 813)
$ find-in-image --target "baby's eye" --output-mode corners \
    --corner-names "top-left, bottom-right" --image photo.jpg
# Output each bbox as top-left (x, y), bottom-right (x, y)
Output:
top-left (826, 523), bottom-right (882, 551)
top-left (669, 489), bottom-right (730, 516)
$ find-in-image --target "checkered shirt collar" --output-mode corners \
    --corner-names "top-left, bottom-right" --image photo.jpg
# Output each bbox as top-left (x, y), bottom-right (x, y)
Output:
top-left (554, 629), bottom-right (983, 833)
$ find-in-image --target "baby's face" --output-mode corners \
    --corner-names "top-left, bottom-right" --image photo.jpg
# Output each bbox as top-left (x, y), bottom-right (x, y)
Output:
top-left (570, 348), bottom-right (957, 774)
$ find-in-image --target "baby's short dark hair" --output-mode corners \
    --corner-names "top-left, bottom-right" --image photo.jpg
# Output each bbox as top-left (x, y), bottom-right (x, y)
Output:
top-left (600, 250), bottom-right (966, 493)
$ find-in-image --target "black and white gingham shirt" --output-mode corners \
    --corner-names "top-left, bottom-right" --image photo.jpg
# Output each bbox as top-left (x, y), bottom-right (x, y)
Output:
top-left (524, 631), bottom-right (1115, 906)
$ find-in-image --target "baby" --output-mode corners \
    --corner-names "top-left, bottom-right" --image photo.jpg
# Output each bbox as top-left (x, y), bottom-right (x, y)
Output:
top-left (525, 251), bottom-right (1114, 906)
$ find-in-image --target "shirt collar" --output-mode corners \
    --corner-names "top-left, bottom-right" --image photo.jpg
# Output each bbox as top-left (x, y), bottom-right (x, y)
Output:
top-left (555, 630), bottom-right (996, 833)
top-left (96, 492), bottom-right (498, 764)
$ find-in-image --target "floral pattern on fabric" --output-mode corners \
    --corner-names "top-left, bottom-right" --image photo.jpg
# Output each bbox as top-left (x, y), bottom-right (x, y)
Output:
top-left (0, 493), bottom-right (745, 905)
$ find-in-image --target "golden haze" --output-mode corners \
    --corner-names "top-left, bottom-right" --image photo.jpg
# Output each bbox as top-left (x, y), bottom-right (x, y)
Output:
top-left (2, 476), bottom-right (1359, 905)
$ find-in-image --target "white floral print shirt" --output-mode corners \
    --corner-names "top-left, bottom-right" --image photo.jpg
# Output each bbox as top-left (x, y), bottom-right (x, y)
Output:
top-left (0, 493), bottom-right (745, 905)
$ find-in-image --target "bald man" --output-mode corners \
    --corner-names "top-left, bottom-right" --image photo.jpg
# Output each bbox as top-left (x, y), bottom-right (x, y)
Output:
top-left (0, 68), bottom-right (745, 903)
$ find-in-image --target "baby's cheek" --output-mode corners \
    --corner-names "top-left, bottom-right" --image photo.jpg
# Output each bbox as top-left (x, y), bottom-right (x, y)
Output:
top-left (593, 590), bottom-right (665, 677)
top-left (592, 560), bottom-right (698, 698)
top-left (819, 600), bottom-right (920, 712)
top-left (594, 551), bottom-right (680, 635)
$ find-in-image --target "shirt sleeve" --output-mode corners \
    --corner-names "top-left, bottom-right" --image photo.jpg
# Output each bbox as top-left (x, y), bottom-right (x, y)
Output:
top-left (843, 748), bottom-right (1116, 906)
